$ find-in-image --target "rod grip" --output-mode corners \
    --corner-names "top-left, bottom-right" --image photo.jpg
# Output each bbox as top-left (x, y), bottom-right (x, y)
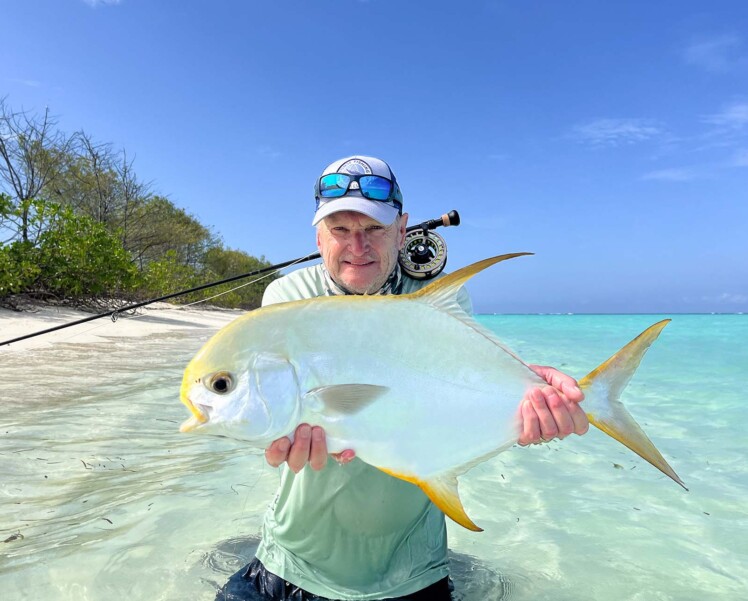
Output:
top-left (409, 210), bottom-right (460, 232)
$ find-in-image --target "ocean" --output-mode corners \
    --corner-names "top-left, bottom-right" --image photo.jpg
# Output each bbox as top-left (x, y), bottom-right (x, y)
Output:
top-left (1, 314), bottom-right (746, 600)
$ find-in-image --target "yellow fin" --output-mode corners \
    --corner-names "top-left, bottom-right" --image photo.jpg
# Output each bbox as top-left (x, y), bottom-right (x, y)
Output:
top-left (580, 319), bottom-right (687, 490)
top-left (378, 467), bottom-right (483, 532)
top-left (407, 253), bottom-right (533, 312)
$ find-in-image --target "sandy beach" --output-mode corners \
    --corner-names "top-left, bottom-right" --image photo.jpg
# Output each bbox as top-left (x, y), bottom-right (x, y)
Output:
top-left (0, 302), bottom-right (245, 352)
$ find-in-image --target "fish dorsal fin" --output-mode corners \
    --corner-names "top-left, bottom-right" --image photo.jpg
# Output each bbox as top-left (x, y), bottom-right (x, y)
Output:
top-left (305, 384), bottom-right (388, 415)
top-left (407, 253), bottom-right (533, 314)
top-left (407, 253), bottom-right (535, 366)
top-left (377, 467), bottom-right (483, 532)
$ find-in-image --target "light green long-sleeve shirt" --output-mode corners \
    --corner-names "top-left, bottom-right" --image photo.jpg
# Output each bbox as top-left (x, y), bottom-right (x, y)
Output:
top-left (255, 264), bottom-right (471, 600)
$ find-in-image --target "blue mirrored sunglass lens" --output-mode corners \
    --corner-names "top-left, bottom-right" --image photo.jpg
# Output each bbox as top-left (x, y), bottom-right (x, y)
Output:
top-left (359, 175), bottom-right (392, 200)
top-left (319, 174), bottom-right (351, 197)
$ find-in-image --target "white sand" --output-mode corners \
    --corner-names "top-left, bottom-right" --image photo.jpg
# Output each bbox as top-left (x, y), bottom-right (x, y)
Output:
top-left (0, 302), bottom-right (245, 352)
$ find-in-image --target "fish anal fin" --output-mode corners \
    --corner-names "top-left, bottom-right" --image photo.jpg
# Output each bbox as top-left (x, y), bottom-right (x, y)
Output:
top-left (305, 384), bottom-right (388, 415)
top-left (377, 467), bottom-right (483, 532)
top-left (407, 253), bottom-right (532, 312)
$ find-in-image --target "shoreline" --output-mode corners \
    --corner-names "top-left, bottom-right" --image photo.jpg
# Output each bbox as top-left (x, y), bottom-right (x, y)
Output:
top-left (0, 302), bottom-right (245, 352)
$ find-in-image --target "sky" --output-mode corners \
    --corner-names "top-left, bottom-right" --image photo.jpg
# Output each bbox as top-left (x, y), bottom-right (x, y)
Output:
top-left (4, 0), bottom-right (748, 313)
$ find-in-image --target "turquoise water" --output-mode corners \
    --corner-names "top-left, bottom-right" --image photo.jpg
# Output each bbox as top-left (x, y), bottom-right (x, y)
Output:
top-left (1, 314), bottom-right (746, 600)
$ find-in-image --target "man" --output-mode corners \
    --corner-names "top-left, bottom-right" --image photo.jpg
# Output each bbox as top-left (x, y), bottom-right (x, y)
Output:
top-left (224, 156), bottom-right (588, 601)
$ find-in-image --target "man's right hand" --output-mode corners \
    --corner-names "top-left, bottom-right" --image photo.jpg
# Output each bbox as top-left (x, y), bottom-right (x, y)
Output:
top-left (265, 423), bottom-right (356, 473)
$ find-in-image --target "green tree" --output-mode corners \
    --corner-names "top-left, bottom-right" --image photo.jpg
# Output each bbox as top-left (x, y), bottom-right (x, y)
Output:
top-left (197, 246), bottom-right (278, 309)
top-left (51, 132), bottom-right (152, 247)
top-left (36, 206), bottom-right (139, 300)
top-left (0, 240), bottom-right (40, 299)
top-left (0, 100), bottom-right (276, 310)
top-left (139, 249), bottom-right (200, 299)
top-left (127, 196), bottom-right (216, 269)
top-left (0, 192), bottom-right (13, 241)
top-left (0, 99), bottom-right (73, 242)
top-left (0, 200), bottom-right (138, 305)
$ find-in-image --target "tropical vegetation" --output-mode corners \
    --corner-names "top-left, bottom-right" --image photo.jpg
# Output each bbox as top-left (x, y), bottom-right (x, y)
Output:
top-left (0, 98), bottom-right (276, 311)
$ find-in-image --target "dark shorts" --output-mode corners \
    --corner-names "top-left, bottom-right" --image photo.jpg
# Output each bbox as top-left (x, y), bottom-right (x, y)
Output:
top-left (215, 557), bottom-right (455, 601)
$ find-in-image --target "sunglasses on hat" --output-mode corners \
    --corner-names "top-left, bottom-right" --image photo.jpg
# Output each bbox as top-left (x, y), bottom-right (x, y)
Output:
top-left (315, 173), bottom-right (403, 209)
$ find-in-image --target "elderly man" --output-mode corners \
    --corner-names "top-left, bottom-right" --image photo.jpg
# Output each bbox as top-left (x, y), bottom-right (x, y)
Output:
top-left (226, 156), bottom-right (588, 601)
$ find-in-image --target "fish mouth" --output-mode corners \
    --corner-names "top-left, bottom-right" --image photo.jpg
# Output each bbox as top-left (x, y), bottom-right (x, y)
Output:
top-left (180, 414), bottom-right (204, 433)
top-left (179, 391), bottom-right (211, 433)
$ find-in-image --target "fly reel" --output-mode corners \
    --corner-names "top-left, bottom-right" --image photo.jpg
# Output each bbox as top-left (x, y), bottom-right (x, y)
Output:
top-left (398, 229), bottom-right (448, 280)
top-left (398, 210), bottom-right (460, 280)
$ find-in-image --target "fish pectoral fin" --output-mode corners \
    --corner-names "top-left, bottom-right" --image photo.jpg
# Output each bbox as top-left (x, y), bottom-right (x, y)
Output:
top-left (305, 384), bottom-right (389, 415)
top-left (378, 467), bottom-right (482, 532)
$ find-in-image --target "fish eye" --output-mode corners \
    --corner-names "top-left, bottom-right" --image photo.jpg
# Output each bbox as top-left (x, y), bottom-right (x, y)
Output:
top-left (207, 371), bottom-right (234, 395)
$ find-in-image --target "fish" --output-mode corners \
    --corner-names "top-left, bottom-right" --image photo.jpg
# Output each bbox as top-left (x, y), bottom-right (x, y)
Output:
top-left (180, 253), bottom-right (686, 531)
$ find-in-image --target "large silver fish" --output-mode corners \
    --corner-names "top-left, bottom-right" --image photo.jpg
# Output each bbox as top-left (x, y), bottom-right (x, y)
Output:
top-left (180, 254), bottom-right (685, 531)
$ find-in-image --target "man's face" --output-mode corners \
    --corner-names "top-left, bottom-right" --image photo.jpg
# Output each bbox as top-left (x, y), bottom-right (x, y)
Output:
top-left (317, 210), bottom-right (409, 294)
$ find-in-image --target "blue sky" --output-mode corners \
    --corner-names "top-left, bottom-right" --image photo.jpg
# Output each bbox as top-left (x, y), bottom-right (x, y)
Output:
top-left (5, 0), bottom-right (748, 313)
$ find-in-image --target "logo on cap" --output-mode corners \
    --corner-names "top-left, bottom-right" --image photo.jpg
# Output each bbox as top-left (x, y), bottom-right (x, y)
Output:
top-left (338, 158), bottom-right (372, 175)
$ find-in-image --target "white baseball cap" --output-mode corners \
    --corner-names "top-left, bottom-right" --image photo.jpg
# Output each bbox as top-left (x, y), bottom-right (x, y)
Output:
top-left (312, 155), bottom-right (403, 226)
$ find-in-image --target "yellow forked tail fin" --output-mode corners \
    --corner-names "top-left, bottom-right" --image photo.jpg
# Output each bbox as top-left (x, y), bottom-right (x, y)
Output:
top-left (580, 319), bottom-right (687, 490)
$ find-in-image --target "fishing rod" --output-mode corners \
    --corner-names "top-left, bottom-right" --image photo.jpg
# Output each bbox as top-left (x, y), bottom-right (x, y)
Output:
top-left (0, 210), bottom-right (461, 347)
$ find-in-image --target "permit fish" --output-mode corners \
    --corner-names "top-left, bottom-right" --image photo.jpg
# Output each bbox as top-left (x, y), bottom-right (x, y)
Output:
top-left (180, 253), bottom-right (685, 531)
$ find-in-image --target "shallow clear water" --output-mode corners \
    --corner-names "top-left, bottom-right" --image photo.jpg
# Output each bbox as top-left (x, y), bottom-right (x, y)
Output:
top-left (1, 315), bottom-right (746, 600)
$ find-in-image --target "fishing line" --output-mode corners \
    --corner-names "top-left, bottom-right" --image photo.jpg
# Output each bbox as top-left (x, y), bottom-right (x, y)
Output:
top-left (0, 254), bottom-right (317, 348)
top-left (177, 255), bottom-right (308, 310)
top-left (1, 262), bottom-right (298, 351)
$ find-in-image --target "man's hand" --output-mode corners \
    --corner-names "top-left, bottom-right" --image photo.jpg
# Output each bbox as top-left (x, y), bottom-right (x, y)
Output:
top-left (265, 423), bottom-right (356, 472)
top-left (517, 365), bottom-right (589, 445)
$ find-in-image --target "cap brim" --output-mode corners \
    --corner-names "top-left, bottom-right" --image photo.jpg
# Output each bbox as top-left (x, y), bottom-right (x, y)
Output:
top-left (312, 196), bottom-right (400, 226)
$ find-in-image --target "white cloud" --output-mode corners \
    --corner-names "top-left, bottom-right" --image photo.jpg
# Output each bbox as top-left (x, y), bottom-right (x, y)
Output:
top-left (257, 146), bottom-right (281, 159)
top-left (704, 102), bottom-right (748, 130)
top-left (710, 293), bottom-right (748, 304)
top-left (683, 34), bottom-right (746, 73)
top-left (641, 168), bottom-right (699, 182)
top-left (684, 293), bottom-right (748, 308)
top-left (7, 78), bottom-right (41, 88)
top-left (732, 149), bottom-right (748, 167)
top-left (82, 0), bottom-right (123, 7)
top-left (571, 118), bottom-right (662, 147)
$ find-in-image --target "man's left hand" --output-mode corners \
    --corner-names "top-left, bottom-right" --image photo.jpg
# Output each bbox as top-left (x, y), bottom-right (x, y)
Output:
top-left (517, 365), bottom-right (589, 445)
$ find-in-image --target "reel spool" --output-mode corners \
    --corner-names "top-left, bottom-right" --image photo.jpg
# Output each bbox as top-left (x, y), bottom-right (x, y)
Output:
top-left (399, 229), bottom-right (448, 280)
